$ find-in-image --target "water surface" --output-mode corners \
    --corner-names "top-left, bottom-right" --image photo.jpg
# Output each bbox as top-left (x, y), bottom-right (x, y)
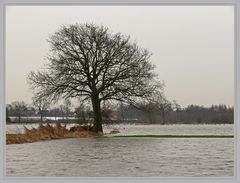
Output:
top-left (6, 124), bottom-right (234, 177)
top-left (6, 123), bottom-right (233, 135)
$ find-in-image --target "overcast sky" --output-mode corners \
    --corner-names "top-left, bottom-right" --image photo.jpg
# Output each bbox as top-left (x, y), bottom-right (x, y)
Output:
top-left (6, 5), bottom-right (234, 107)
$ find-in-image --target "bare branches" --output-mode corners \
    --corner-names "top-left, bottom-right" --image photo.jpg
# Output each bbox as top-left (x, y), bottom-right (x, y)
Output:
top-left (28, 23), bottom-right (162, 104)
top-left (27, 23), bottom-right (164, 132)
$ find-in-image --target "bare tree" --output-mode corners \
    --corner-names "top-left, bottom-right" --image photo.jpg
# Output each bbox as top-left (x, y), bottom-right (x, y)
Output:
top-left (28, 23), bottom-right (162, 133)
top-left (59, 105), bottom-right (65, 120)
top-left (172, 100), bottom-right (181, 112)
top-left (157, 97), bottom-right (172, 124)
top-left (138, 101), bottom-right (158, 123)
top-left (101, 101), bottom-right (114, 122)
top-left (51, 108), bottom-right (61, 121)
top-left (63, 99), bottom-right (71, 122)
top-left (32, 97), bottom-right (50, 122)
top-left (11, 101), bottom-right (28, 123)
top-left (150, 92), bottom-right (172, 124)
top-left (75, 101), bottom-right (89, 125)
top-left (137, 91), bottom-right (172, 124)
top-left (6, 105), bottom-right (11, 122)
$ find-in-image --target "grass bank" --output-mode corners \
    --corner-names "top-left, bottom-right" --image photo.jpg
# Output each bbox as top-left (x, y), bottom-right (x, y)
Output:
top-left (111, 134), bottom-right (234, 138)
top-left (6, 123), bottom-right (101, 144)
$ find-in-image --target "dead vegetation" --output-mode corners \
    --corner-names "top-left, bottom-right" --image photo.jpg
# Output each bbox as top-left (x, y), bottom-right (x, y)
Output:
top-left (6, 123), bottom-right (102, 144)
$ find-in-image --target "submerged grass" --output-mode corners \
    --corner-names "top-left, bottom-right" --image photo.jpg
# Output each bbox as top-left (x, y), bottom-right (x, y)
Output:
top-left (6, 123), bottom-right (101, 144)
top-left (111, 134), bottom-right (234, 138)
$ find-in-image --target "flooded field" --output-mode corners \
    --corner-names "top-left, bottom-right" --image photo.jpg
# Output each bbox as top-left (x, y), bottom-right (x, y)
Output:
top-left (6, 124), bottom-right (234, 177)
top-left (6, 123), bottom-right (234, 135)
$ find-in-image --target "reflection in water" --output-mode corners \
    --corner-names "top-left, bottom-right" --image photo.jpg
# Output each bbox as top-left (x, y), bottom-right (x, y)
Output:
top-left (7, 137), bottom-right (234, 177)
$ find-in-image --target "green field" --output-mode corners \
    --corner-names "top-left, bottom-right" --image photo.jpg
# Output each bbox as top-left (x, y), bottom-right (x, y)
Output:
top-left (111, 134), bottom-right (233, 138)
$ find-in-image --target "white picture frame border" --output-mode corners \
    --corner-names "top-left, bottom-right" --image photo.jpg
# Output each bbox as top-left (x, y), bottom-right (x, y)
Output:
top-left (0, 0), bottom-right (239, 183)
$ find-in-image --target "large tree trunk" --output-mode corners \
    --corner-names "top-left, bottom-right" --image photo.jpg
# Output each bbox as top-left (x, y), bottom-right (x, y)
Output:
top-left (91, 94), bottom-right (103, 133)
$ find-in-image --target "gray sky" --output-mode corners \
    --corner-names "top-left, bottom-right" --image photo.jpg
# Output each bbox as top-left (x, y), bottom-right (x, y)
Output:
top-left (6, 5), bottom-right (234, 107)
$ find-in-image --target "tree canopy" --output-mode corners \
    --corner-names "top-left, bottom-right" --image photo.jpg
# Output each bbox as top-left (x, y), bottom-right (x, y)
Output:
top-left (28, 23), bottom-right (162, 133)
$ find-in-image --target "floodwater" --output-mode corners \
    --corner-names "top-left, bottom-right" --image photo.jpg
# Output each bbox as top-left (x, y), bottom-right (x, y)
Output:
top-left (6, 124), bottom-right (234, 177)
top-left (6, 123), bottom-right (233, 135)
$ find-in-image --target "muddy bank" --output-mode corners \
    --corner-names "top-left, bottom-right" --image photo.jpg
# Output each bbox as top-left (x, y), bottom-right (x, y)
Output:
top-left (6, 123), bottom-right (102, 144)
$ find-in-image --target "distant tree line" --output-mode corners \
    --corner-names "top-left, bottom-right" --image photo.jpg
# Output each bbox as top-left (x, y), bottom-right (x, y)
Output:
top-left (6, 99), bottom-right (233, 124)
top-left (6, 100), bottom-right (74, 123)
top-left (117, 103), bottom-right (233, 124)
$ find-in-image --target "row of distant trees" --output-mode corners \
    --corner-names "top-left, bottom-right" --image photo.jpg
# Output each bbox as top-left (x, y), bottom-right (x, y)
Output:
top-left (119, 103), bottom-right (233, 124)
top-left (6, 99), bottom-right (73, 123)
top-left (6, 99), bottom-right (233, 124)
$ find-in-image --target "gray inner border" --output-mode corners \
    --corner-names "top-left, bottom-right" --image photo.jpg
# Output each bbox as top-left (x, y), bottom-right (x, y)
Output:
top-left (0, 0), bottom-right (239, 183)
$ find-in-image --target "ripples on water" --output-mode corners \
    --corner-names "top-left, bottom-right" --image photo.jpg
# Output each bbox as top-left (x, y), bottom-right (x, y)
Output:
top-left (6, 124), bottom-right (234, 177)
top-left (6, 123), bottom-right (234, 135)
